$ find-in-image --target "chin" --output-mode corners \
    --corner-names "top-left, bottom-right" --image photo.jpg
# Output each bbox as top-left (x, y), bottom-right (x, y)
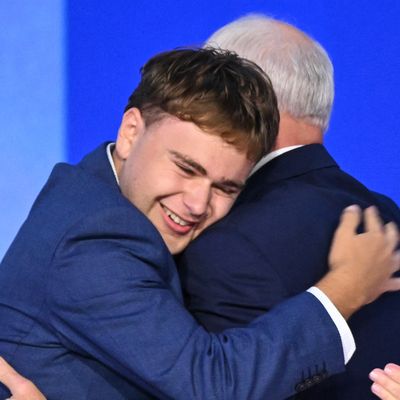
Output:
top-left (169, 238), bottom-right (193, 255)
top-left (164, 240), bottom-right (183, 255)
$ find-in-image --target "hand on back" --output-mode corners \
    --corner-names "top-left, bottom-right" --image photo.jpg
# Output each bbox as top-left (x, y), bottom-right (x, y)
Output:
top-left (317, 205), bottom-right (400, 319)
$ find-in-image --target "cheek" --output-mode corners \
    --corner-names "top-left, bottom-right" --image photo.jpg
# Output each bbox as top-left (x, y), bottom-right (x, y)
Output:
top-left (191, 197), bottom-right (235, 240)
top-left (209, 196), bottom-right (236, 225)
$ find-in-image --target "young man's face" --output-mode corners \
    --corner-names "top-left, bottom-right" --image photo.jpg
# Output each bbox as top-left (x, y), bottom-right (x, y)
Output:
top-left (114, 108), bottom-right (254, 254)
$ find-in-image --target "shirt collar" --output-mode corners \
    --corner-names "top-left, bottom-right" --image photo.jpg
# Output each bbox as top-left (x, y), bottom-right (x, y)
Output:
top-left (250, 145), bottom-right (304, 176)
top-left (106, 143), bottom-right (120, 185)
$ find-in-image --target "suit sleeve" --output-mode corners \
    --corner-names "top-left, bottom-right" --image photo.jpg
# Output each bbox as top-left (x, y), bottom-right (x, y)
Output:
top-left (48, 206), bottom-right (344, 400)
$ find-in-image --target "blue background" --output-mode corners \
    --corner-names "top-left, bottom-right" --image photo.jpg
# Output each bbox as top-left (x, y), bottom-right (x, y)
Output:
top-left (1, 0), bottom-right (399, 257)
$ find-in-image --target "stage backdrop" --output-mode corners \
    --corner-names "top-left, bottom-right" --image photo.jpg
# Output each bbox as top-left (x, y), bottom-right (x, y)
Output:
top-left (0, 1), bottom-right (65, 257)
top-left (1, 0), bottom-right (399, 257)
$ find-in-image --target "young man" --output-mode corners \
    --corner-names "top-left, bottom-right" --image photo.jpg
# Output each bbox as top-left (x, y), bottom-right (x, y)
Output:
top-left (0, 48), bottom-right (398, 400)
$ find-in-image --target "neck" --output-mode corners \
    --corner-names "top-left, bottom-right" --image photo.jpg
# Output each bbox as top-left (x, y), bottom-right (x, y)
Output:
top-left (273, 113), bottom-right (323, 150)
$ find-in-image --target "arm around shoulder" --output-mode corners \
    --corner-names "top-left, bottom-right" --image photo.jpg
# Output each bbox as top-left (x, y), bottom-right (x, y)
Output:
top-left (46, 207), bottom-right (345, 399)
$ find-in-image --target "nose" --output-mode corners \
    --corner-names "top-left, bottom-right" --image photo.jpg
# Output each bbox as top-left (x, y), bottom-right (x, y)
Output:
top-left (183, 181), bottom-right (211, 219)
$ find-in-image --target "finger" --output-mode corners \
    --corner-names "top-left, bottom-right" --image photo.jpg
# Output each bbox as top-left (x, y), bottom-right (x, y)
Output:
top-left (0, 356), bottom-right (22, 390)
top-left (389, 251), bottom-right (400, 275)
top-left (385, 364), bottom-right (400, 385)
top-left (370, 369), bottom-right (400, 399)
top-left (385, 222), bottom-right (400, 250)
top-left (394, 251), bottom-right (400, 273)
top-left (381, 277), bottom-right (400, 293)
top-left (0, 357), bottom-right (44, 399)
top-left (364, 206), bottom-right (383, 233)
top-left (371, 382), bottom-right (397, 400)
top-left (335, 205), bottom-right (362, 237)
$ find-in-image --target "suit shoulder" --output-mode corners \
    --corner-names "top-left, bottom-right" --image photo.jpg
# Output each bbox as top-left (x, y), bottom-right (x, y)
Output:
top-left (6, 161), bottom-right (169, 268)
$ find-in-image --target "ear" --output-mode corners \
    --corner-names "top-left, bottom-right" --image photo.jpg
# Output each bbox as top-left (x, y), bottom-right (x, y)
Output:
top-left (114, 108), bottom-right (145, 160)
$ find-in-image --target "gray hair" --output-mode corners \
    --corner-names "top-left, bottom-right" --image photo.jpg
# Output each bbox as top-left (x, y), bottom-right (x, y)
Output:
top-left (205, 14), bottom-right (334, 132)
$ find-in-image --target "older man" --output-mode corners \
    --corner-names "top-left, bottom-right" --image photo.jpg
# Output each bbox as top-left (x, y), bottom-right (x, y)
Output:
top-left (179, 15), bottom-right (400, 399)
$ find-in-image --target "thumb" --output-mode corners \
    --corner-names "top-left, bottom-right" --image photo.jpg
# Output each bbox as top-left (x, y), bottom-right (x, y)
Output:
top-left (0, 356), bottom-right (23, 392)
top-left (0, 357), bottom-right (46, 399)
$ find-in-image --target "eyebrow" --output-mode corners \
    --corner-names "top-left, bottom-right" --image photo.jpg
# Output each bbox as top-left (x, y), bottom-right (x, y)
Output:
top-left (169, 150), bottom-right (246, 192)
top-left (169, 150), bottom-right (207, 175)
top-left (213, 179), bottom-right (246, 192)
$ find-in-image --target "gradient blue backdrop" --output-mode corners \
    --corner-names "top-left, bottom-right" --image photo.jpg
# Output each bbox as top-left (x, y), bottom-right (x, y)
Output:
top-left (1, 0), bottom-right (399, 257)
top-left (0, 1), bottom-right (65, 257)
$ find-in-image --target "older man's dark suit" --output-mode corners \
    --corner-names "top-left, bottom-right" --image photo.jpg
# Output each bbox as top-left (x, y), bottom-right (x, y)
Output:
top-left (0, 143), bottom-right (349, 399)
top-left (180, 144), bottom-right (400, 399)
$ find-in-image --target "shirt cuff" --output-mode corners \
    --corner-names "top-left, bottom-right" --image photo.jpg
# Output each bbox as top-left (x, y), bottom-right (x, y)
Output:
top-left (307, 286), bottom-right (356, 364)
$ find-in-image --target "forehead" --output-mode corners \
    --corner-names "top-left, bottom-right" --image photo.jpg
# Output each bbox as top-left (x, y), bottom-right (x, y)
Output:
top-left (145, 115), bottom-right (238, 153)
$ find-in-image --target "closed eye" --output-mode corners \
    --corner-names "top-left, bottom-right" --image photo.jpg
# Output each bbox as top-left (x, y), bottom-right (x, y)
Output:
top-left (176, 162), bottom-right (196, 176)
top-left (213, 183), bottom-right (242, 197)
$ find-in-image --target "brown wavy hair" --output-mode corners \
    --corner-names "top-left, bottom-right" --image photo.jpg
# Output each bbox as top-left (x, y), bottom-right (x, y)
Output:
top-left (125, 47), bottom-right (279, 162)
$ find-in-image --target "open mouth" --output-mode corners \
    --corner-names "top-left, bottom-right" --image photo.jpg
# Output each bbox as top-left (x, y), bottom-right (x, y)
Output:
top-left (163, 206), bottom-right (190, 226)
top-left (161, 204), bottom-right (196, 234)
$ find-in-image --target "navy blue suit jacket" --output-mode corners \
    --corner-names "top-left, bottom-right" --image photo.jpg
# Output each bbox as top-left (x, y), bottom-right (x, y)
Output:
top-left (0, 143), bottom-right (345, 399)
top-left (179, 144), bottom-right (400, 399)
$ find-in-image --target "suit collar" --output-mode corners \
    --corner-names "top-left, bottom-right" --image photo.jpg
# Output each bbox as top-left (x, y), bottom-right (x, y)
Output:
top-left (246, 144), bottom-right (338, 187)
top-left (77, 142), bottom-right (120, 191)
top-left (250, 145), bottom-right (304, 176)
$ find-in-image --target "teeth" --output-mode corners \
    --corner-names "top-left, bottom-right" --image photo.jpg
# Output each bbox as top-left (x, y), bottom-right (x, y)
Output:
top-left (163, 207), bottom-right (190, 226)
